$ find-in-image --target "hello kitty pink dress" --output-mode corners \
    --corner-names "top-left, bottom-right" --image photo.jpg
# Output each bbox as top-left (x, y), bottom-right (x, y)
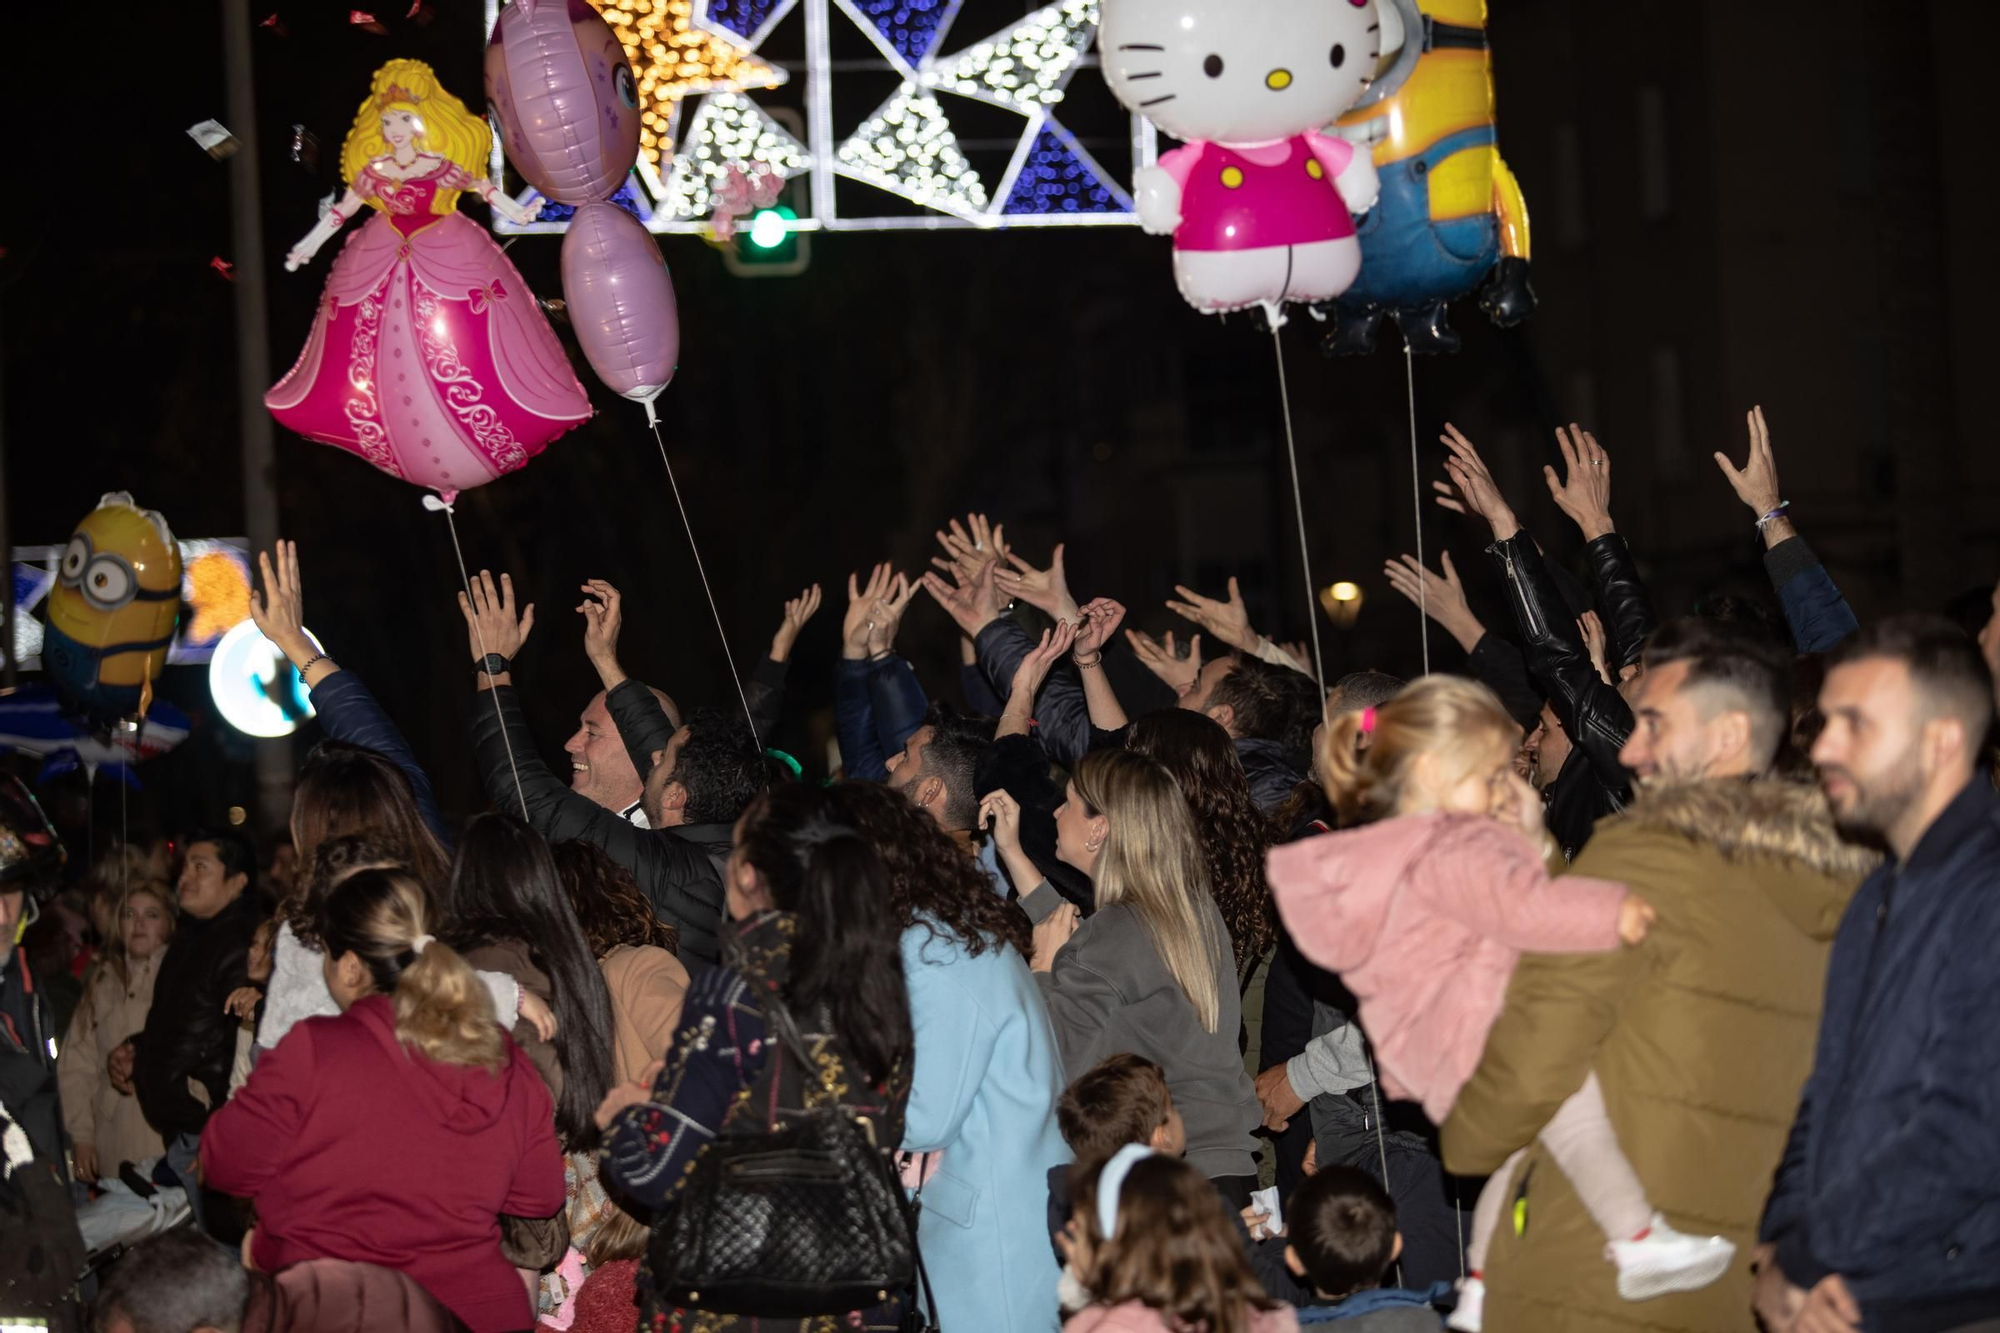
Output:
top-left (265, 160), bottom-right (590, 494)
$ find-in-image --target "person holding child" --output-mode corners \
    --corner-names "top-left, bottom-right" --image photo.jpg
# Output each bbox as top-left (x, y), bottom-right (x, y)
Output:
top-left (1439, 622), bottom-right (1871, 1333)
top-left (1267, 676), bottom-right (1734, 1331)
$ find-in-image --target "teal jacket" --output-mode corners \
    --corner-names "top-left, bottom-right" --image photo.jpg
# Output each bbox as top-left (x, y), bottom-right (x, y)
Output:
top-left (900, 920), bottom-right (1070, 1333)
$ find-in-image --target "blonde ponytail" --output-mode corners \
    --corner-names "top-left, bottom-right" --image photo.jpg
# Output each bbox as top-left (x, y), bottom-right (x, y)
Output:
top-left (317, 868), bottom-right (505, 1072)
top-left (1318, 676), bottom-right (1518, 823)
top-left (393, 938), bottom-right (505, 1072)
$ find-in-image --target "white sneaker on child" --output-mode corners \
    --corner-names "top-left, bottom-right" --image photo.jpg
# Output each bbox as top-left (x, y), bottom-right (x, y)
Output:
top-left (1445, 1276), bottom-right (1484, 1332)
top-left (1605, 1213), bottom-right (1737, 1301)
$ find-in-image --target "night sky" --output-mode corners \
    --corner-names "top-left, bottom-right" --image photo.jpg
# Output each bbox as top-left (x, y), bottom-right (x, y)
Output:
top-left (4, 0), bottom-right (1994, 854)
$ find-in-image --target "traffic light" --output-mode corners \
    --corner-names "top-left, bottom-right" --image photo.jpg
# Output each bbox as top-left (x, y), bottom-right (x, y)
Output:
top-left (723, 192), bottom-right (810, 277)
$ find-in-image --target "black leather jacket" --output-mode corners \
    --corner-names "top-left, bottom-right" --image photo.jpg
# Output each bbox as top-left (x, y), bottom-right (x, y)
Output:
top-left (136, 890), bottom-right (266, 1139)
top-left (1489, 530), bottom-right (1656, 859)
top-left (472, 681), bottom-right (731, 969)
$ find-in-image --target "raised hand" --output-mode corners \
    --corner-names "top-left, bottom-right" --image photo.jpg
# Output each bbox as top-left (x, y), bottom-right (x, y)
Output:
top-left (458, 570), bottom-right (536, 666)
top-left (1383, 551), bottom-right (1484, 652)
top-left (1165, 577), bottom-right (1258, 654)
top-left (1713, 405), bottom-right (1782, 516)
top-left (1073, 598), bottom-right (1127, 660)
top-left (867, 574), bottom-right (917, 658)
top-left (1435, 423), bottom-right (1519, 540)
top-left (249, 540), bottom-right (329, 680)
top-left (1544, 424), bottom-right (1615, 540)
top-left (578, 579), bottom-right (624, 687)
top-left (842, 563), bottom-right (896, 661)
top-left (920, 557), bottom-right (1005, 641)
top-left (769, 584), bottom-right (823, 664)
top-left (994, 544), bottom-right (1080, 623)
top-left (1125, 628), bottom-right (1202, 696)
top-left (933, 513), bottom-right (1008, 583)
top-left (979, 788), bottom-right (1024, 858)
top-left (1579, 610), bottom-right (1613, 685)
top-left (1007, 620), bottom-right (1080, 711)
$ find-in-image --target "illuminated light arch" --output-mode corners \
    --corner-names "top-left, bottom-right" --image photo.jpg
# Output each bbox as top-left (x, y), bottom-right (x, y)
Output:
top-left (485, 0), bottom-right (1152, 234)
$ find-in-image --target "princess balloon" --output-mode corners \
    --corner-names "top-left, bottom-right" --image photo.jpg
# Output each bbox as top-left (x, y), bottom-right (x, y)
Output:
top-left (265, 59), bottom-right (590, 494)
top-left (1100, 0), bottom-right (1383, 323)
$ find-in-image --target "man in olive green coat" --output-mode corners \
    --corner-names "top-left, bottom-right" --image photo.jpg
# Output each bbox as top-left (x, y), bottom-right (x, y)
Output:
top-left (1442, 622), bottom-right (1873, 1333)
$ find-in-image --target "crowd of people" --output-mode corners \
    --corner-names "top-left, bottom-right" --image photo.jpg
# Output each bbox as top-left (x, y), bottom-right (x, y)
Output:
top-left (4, 409), bottom-right (1999, 1333)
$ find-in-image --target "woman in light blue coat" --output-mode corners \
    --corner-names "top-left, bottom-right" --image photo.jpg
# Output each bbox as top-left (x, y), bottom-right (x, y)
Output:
top-left (831, 784), bottom-right (1069, 1333)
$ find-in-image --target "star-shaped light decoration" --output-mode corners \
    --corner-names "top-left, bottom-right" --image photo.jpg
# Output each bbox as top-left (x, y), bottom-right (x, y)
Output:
top-left (835, 0), bottom-right (1118, 220)
top-left (921, 0), bottom-right (1097, 113)
top-left (590, 0), bottom-right (789, 165)
top-left (663, 92), bottom-right (811, 219)
top-left (836, 84), bottom-right (989, 217)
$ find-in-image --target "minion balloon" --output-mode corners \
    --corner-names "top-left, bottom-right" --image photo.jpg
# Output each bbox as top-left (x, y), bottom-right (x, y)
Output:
top-left (1320, 0), bottom-right (1535, 355)
top-left (41, 494), bottom-right (182, 725)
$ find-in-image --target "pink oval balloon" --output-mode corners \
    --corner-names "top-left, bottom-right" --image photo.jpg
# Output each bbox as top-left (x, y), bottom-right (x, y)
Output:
top-left (485, 0), bottom-right (641, 205)
top-left (561, 202), bottom-right (679, 407)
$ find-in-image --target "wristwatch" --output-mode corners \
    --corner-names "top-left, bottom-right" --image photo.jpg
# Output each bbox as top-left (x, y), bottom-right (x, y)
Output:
top-left (474, 653), bottom-right (511, 677)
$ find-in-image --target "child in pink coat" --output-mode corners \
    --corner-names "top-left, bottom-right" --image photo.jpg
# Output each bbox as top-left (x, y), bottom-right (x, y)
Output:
top-left (1266, 678), bottom-right (1732, 1330)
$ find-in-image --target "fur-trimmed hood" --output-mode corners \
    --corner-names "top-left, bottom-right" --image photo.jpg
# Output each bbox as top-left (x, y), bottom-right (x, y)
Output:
top-left (1598, 778), bottom-right (1878, 939)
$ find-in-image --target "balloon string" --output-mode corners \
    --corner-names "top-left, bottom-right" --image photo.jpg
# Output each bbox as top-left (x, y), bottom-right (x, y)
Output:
top-left (1362, 1038), bottom-right (1401, 1288)
top-left (648, 418), bottom-right (762, 752)
top-left (1272, 327), bottom-right (1325, 690)
top-left (436, 501), bottom-right (528, 817)
top-left (1406, 342), bottom-right (1430, 676)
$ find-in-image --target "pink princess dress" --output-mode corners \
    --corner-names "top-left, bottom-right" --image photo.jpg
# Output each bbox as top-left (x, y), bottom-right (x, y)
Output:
top-left (266, 160), bottom-right (590, 494)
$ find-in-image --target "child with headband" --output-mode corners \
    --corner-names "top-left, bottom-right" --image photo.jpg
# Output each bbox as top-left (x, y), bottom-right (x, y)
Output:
top-left (1063, 1144), bottom-right (1298, 1333)
top-left (1266, 677), bottom-right (1732, 1331)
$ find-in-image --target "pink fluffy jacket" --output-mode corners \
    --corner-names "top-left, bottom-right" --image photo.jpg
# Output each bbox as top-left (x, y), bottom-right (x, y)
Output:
top-left (1267, 812), bottom-right (1629, 1123)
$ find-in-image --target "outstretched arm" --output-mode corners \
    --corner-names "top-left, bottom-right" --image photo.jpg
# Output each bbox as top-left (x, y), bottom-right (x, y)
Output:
top-left (283, 187), bottom-right (366, 271)
top-left (1071, 599), bottom-right (1129, 732)
top-left (253, 540), bottom-right (447, 843)
top-left (1543, 425), bottom-right (1658, 670)
top-left (1440, 425), bottom-right (1633, 773)
top-left (1716, 406), bottom-right (1858, 654)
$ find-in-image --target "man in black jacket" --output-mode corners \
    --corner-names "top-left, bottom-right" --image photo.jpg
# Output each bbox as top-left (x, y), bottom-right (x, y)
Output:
top-left (462, 571), bottom-right (764, 968)
top-left (1437, 422), bottom-right (1658, 858)
top-left (0, 778), bottom-right (86, 1329)
top-left (132, 828), bottom-right (263, 1234)
top-left (1756, 616), bottom-right (2000, 1333)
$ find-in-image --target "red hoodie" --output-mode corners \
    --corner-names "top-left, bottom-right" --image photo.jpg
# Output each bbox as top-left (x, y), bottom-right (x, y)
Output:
top-left (202, 993), bottom-right (565, 1333)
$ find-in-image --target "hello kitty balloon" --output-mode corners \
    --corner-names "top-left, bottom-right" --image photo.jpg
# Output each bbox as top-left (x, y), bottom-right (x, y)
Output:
top-left (1101, 0), bottom-right (1383, 324)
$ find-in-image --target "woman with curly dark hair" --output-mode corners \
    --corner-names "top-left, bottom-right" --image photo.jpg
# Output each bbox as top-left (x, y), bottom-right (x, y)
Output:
top-left (550, 840), bottom-right (686, 1086)
top-left (826, 781), bottom-right (1031, 959)
top-left (1126, 710), bottom-right (1279, 982)
top-left (546, 840), bottom-right (689, 1317)
top-left (825, 782), bottom-right (1068, 1333)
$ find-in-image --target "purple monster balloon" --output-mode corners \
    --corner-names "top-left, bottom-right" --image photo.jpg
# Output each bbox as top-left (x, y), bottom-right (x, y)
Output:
top-left (485, 0), bottom-right (642, 205)
top-left (561, 201), bottom-right (680, 417)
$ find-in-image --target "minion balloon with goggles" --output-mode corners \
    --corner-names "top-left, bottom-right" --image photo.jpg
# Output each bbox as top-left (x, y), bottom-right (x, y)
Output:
top-left (1319, 0), bottom-right (1535, 355)
top-left (41, 493), bottom-right (183, 726)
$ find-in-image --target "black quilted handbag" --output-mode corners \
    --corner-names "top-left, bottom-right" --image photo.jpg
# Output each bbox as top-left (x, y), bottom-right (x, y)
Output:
top-left (646, 997), bottom-right (922, 1320)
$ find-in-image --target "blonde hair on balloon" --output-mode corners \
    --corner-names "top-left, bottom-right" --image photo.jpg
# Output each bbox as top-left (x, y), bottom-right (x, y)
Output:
top-left (340, 59), bottom-right (492, 215)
